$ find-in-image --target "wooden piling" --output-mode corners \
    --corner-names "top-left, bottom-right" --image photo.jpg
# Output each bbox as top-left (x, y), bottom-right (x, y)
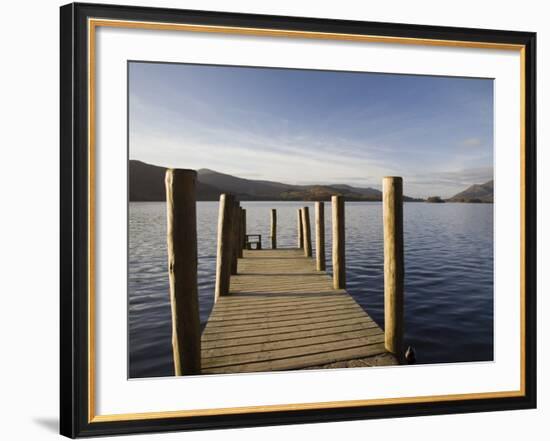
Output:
top-left (241, 208), bottom-right (247, 249)
top-left (297, 209), bottom-right (304, 248)
top-left (270, 209), bottom-right (277, 249)
top-left (383, 176), bottom-right (404, 358)
top-left (214, 193), bottom-right (235, 303)
top-left (231, 200), bottom-right (240, 274)
top-left (332, 195), bottom-right (345, 289)
top-left (301, 206), bottom-right (312, 257)
top-left (236, 204), bottom-right (243, 259)
top-left (165, 169), bottom-right (201, 375)
top-left (315, 202), bottom-right (326, 271)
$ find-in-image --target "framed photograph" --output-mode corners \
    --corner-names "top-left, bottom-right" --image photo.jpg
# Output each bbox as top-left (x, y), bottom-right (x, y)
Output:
top-left (60, 2), bottom-right (536, 438)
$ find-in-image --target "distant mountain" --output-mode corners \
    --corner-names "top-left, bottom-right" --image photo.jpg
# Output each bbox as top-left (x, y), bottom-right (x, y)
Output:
top-left (197, 168), bottom-right (293, 199)
top-left (129, 160), bottom-right (166, 201)
top-left (129, 160), bottom-right (421, 202)
top-left (448, 180), bottom-right (494, 203)
top-left (330, 184), bottom-right (383, 200)
top-left (129, 160), bottom-right (221, 201)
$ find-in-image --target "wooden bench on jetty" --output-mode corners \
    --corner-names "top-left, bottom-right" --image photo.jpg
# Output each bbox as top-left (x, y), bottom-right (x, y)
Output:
top-left (244, 234), bottom-right (262, 250)
top-left (165, 170), bottom-right (404, 375)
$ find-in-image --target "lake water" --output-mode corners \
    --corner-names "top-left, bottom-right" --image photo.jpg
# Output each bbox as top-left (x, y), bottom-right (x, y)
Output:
top-left (129, 201), bottom-right (493, 378)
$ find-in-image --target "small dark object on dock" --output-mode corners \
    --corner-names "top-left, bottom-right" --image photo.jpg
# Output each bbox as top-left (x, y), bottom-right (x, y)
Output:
top-left (405, 346), bottom-right (416, 364)
top-left (245, 234), bottom-right (262, 250)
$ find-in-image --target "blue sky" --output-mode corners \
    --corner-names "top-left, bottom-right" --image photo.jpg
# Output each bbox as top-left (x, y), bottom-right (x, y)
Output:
top-left (129, 62), bottom-right (493, 198)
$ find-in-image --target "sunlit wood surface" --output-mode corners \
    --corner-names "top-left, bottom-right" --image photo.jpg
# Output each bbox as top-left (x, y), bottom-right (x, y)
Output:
top-left (201, 248), bottom-right (396, 373)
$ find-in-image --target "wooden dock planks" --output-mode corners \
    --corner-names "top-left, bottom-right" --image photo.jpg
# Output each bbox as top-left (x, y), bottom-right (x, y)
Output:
top-left (201, 248), bottom-right (397, 374)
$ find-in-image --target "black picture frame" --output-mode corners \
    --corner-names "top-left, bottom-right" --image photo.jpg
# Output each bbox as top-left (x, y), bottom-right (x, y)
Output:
top-left (60, 2), bottom-right (537, 438)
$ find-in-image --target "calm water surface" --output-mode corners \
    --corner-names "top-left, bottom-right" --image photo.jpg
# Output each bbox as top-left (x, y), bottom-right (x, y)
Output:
top-left (129, 201), bottom-right (493, 378)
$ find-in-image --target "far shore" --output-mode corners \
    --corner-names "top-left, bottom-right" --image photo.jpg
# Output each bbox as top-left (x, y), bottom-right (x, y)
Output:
top-left (130, 199), bottom-right (494, 204)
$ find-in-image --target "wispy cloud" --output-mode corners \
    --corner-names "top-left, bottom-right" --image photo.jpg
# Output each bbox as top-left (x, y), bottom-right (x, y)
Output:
top-left (405, 167), bottom-right (493, 197)
top-left (130, 128), bottom-right (393, 186)
top-left (129, 63), bottom-right (494, 198)
top-left (461, 137), bottom-right (482, 147)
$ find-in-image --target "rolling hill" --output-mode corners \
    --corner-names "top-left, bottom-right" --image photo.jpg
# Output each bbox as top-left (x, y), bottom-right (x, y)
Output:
top-left (448, 180), bottom-right (494, 203)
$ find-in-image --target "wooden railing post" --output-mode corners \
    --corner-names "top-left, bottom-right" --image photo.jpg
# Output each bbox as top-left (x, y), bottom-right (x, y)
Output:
top-left (297, 208), bottom-right (304, 248)
top-left (165, 169), bottom-right (201, 375)
top-left (332, 195), bottom-right (345, 289)
top-left (383, 177), bottom-right (405, 358)
top-left (270, 209), bottom-right (277, 249)
top-left (215, 193), bottom-right (235, 303)
top-left (241, 208), bottom-right (246, 249)
top-left (231, 200), bottom-right (240, 274)
top-left (301, 206), bottom-right (312, 257)
top-left (315, 202), bottom-right (326, 271)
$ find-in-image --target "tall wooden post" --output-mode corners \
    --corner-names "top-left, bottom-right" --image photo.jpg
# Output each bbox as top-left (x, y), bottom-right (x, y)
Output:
top-left (297, 208), bottom-right (304, 248)
top-left (332, 195), bottom-right (345, 289)
top-left (301, 206), bottom-right (312, 257)
top-left (241, 208), bottom-right (247, 249)
top-left (165, 169), bottom-right (201, 375)
top-left (231, 200), bottom-right (240, 274)
top-left (315, 202), bottom-right (326, 271)
top-left (383, 177), bottom-right (404, 358)
top-left (270, 209), bottom-right (277, 249)
top-left (236, 203), bottom-right (243, 259)
top-left (214, 193), bottom-right (235, 303)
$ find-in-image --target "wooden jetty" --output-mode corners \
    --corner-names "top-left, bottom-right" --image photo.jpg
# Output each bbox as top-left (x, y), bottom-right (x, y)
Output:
top-left (165, 170), bottom-right (404, 375)
top-left (201, 248), bottom-right (394, 373)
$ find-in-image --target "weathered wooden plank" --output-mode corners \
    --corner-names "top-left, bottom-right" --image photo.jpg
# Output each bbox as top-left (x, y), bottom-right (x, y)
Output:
top-left (224, 286), bottom-right (346, 297)
top-left (211, 303), bottom-right (359, 317)
top-left (208, 302), bottom-right (365, 322)
top-left (213, 297), bottom-right (350, 310)
top-left (209, 302), bottom-right (353, 318)
top-left (203, 335), bottom-right (386, 369)
top-left (227, 284), bottom-right (340, 294)
top-left (202, 321), bottom-right (381, 350)
top-left (241, 248), bottom-right (304, 257)
top-left (203, 309), bottom-right (369, 334)
top-left (206, 305), bottom-right (365, 328)
top-left (202, 343), bottom-right (388, 373)
top-left (201, 315), bottom-right (378, 341)
top-left (229, 282), bottom-right (337, 292)
top-left (212, 293), bottom-right (350, 307)
top-left (211, 294), bottom-right (351, 310)
top-left (210, 303), bottom-right (355, 318)
top-left (302, 351), bottom-right (398, 369)
top-left (235, 264), bottom-right (318, 274)
top-left (229, 280), bottom-right (335, 290)
top-left (202, 327), bottom-right (384, 359)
